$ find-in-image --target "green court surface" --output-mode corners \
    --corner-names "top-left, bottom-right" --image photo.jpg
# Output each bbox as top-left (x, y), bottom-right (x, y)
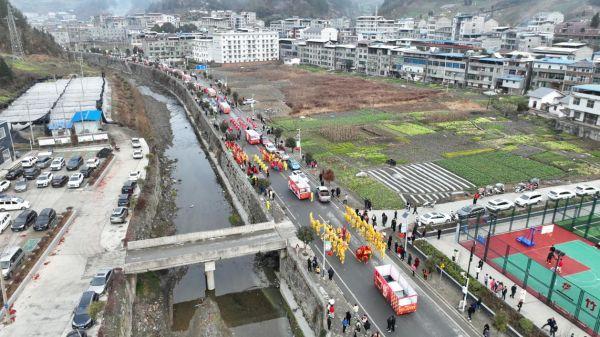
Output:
top-left (556, 214), bottom-right (600, 243)
top-left (492, 241), bottom-right (600, 332)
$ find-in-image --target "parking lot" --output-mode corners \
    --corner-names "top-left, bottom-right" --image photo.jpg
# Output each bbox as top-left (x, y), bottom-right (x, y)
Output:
top-left (0, 126), bottom-right (149, 337)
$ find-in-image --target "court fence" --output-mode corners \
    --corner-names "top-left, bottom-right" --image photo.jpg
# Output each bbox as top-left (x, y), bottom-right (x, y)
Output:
top-left (457, 196), bottom-right (600, 336)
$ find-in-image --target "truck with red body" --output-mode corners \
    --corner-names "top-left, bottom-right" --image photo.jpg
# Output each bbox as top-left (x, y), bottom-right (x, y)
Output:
top-left (288, 172), bottom-right (311, 200)
top-left (374, 264), bottom-right (418, 315)
top-left (245, 129), bottom-right (261, 144)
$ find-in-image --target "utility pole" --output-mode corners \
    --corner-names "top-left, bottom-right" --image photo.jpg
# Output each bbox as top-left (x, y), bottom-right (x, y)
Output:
top-left (6, 2), bottom-right (24, 59)
top-left (26, 102), bottom-right (34, 150)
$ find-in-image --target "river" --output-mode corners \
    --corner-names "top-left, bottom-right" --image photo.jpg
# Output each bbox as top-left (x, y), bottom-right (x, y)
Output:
top-left (137, 86), bottom-right (293, 337)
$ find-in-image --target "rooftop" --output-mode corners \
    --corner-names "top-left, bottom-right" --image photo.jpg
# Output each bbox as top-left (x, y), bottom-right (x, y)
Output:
top-left (572, 84), bottom-right (600, 94)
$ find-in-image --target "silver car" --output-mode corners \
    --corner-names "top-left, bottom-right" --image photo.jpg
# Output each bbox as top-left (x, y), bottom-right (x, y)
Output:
top-left (87, 268), bottom-right (113, 295)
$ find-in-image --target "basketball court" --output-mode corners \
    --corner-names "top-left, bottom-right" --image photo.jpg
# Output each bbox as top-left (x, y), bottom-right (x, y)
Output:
top-left (461, 225), bottom-right (600, 334)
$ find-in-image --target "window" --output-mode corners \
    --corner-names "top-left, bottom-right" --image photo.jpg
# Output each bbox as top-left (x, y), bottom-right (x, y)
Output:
top-left (573, 98), bottom-right (580, 105)
top-left (0, 127), bottom-right (5, 140)
top-left (587, 100), bottom-right (595, 108)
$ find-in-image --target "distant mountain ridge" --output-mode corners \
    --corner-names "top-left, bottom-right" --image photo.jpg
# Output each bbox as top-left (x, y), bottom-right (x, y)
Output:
top-left (380, 0), bottom-right (600, 25)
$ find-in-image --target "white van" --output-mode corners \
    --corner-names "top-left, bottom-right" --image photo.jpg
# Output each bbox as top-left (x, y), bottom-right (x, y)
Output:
top-left (515, 191), bottom-right (543, 207)
top-left (20, 156), bottom-right (38, 168)
top-left (1, 246), bottom-right (25, 279)
top-left (0, 213), bottom-right (11, 233)
top-left (0, 197), bottom-right (31, 211)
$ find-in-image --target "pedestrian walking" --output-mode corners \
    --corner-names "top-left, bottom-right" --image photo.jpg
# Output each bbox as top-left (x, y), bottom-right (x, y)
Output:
top-left (389, 315), bottom-right (396, 332)
top-left (342, 317), bottom-right (350, 333)
top-left (412, 257), bottom-right (420, 276)
top-left (517, 299), bottom-right (524, 312)
top-left (312, 256), bottom-right (318, 270)
top-left (266, 200), bottom-right (271, 211)
top-left (327, 316), bottom-right (332, 330)
top-left (394, 241), bottom-right (398, 255)
top-left (345, 311), bottom-right (352, 322)
top-left (407, 253), bottom-right (413, 267)
top-left (399, 247), bottom-right (406, 261)
top-left (386, 315), bottom-right (394, 332)
top-left (394, 210), bottom-right (397, 219)
top-left (336, 187), bottom-right (341, 197)
top-left (343, 194), bottom-right (348, 205)
top-left (406, 200), bottom-right (411, 211)
top-left (328, 267), bottom-right (335, 281)
top-left (382, 213), bottom-right (388, 226)
top-left (361, 315), bottom-right (371, 334)
top-left (391, 218), bottom-right (397, 232)
top-left (467, 303), bottom-right (475, 321)
top-left (413, 204), bottom-right (418, 215)
top-left (473, 192), bottom-right (480, 205)
top-left (307, 257), bottom-right (312, 272)
top-left (437, 228), bottom-right (442, 239)
top-left (372, 214), bottom-right (377, 226)
top-left (510, 284), bottom-right (517, 298)
top-left (421, 227), bottom-right (427, 238)
top-left (387, 235), bottom-right (392, 251)
top-left (502, 286), bottom-right (508, 300)
top-left (353, 303), bottom-right (359, 317)
top-left (483, 324), bottom-right (490, 337)
top-left (354, 320), bottom-right (362, 334)
top-left (475, 265), bottom-right (481, 280)
top-left (484, 274), bottom-right (489, 288)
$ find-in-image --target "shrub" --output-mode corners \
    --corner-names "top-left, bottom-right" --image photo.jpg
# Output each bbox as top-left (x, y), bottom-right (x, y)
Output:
top-left (519, 318), bottom-right (534, 335)
top-left (89, 301), bottom-right (106, 320)
top-left (305, 152), bottom-right (314, 164)
top-left (493, 310), bottom-right (509, 333)
top-left (285, 137), bottom-right (296, 149)
top-left (296, 226), bottom-right (315, 250)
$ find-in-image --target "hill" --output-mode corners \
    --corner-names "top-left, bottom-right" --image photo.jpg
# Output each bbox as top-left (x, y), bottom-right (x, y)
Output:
top-left (147, 0), bottom-right (381, 22)
top-left (0, 0), bottom-right (62, 56)
top-left (379, 0), bottom-right (600, 25)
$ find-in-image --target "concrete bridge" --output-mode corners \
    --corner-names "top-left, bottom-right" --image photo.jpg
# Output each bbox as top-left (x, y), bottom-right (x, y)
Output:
top-left (124, 221), bottom-right (296, 290)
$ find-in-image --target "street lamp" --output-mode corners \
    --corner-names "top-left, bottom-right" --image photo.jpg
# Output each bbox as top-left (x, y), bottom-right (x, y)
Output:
top-left (460, 242), bottom-right (476, 311)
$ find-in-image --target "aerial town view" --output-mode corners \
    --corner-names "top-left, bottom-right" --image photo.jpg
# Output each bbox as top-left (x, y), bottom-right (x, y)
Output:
top-left (1, 0), bottom-right (600, 336)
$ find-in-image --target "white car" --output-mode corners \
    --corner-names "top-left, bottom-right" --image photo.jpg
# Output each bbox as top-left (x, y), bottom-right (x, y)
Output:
top-left (86, 158), bottom-right (100, 168)
top-left (485, 198), bottom-right (515, 212)
top-left (128, 171), bottom-right (141, 181)
top-left (0, 213), bottom-right (11, 233)
top-left (50, 157), bottom-right (65, 171)
top-left (243, 98), bottom-right (256, 105)
top-left (20, 156), bottom-right (38, 168)
top-left (0, 197), bottom-right (30, 211)
top-left (264, 143), bottom-right (277, 153)
top-left (418, 212), bottom-right (451, 225)
top-left (87, 268), bottom-right (113, 295)
top-left (575, 184), bottom-right (599, 197)
top-left (132, 149), bottom-right (143, 159)
top-left (276, 150), bottom-right (290, 161)
top-left (0, 180), bottom-right (10, 192)
top-left (36, 172), bottom-right (53, 188)
top-left (131, 138), bottom-right (142, 148)
top-left (547, 188), bottom-right (575, 201)
top-left (67, 173), bottom-right (84, 188)
top-left (515, 192), bottom-right (544, 207)
top-left (317, 186), bottom-right (331, 203)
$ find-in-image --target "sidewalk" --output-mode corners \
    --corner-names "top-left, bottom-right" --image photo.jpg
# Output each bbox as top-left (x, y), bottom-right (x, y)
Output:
top-left (429, 234), bottom-right (588, 337)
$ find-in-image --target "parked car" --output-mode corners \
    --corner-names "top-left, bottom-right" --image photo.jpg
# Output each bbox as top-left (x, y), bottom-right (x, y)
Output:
top-left (128, 171), bottom-right (140, 181)
top-left (36, 156), bottom-right (53, 169)
top-left (287, 159), bottom-right (301, 171)
top-left (575, 184), bottom-right (599, 197)
top-left (33, 208), bottom-right (56, 231)
top-left (51, 175), bottom-right (69, 187)
top-left (11, 209), bottom-right (37, 231)
top-left (50, 157), bottom-right (65, 171)
top-left (80, 166), bottom-right (94, 178)
top-left (86, 158), bottom-right (100, 168)
top-left (87, 268), bottom-right (113, 295)
top-left (0, 180), bottom-right (10, 192)
top-left (418, 212), bottom-right (451, 225)
top-left (117, 193), bottom-right (131, 207)
top-left (66, 330), bottom-right (88, 337)
top-left (317, 186), bottom-right (331, 202)
top-left (485, 198), bottom-right (515, 212)
top-left (276, 150), bottom-right (290, 161)
top-left (121, 181), bottom-right (137, 195)
top-left (14, 178), bottom-right (27, 192)
top-left (0, 213), bottom-right (12, 233)
top-left (0, 196), bottom-right (30, 211)
top-left (36, 172), bottom-right (53, 188)
top-left (20, 156), bottom-right (38, 168)
top-left (457, 205), bottom-right (487, 219)
top-left (110, 207), bottom-right (129, 224)
top-left (23, 167), bottom-right (41, 180)
top-left (547, 189), bottom-right (575, 201)
top-left (131, 138), bottom-right (142, 148)
top-left (0, 247), bottom-right (25, 279)
top-left (132, 149), bottom-right (143, 159)
top-left (68, 173), bottom-right (84, 188)
top-left (71, 291), bottom-right (98, 330)
top-left (96, 148), bottom-right (112, 158)
top-left (515, 191), bottom-right (544, 207)
top-left (5, 167), bottom-right (23, 180)
top-left (264, 142), bottom-right (277, 153)
top-left (66, 156), bottom-right (84, 171)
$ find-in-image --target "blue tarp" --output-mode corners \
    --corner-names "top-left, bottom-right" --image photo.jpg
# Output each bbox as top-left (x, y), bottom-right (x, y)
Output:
top-left (48, 119), bottom-right (73, 130)
top-left (71, 110), bottom-right (102, 123)
top-left (195, 64), bottom-right (208, 70)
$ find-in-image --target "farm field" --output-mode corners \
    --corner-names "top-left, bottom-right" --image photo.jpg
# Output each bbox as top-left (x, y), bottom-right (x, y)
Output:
top-left (211, 65), bottom-right (600, 209)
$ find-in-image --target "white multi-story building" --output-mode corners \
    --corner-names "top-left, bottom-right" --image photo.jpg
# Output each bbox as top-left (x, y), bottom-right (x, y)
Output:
top-left (426, 16), bottom-right (452, 39)
top-left (300, 27), bottom-right (338, 41)
top-left (191, 38), bottom-right (213, 63)
top-left (208, 30), bottom-right (279, 64)
top-left (355, 16), bottom-right (396, 41)
top-left (451, 14), bottom-right (486, 40)
top-left (141, 33), bottom-right (198, 63)
top-left (568, 84), bottom-right (600, 127)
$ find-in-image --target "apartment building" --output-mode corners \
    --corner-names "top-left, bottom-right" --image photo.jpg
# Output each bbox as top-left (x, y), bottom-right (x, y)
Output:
top-left (554, 22), bottom-right (600, 49)
top-left (355, 16), bottom-right (397, 41)
top-left (451, 14), bottom-right (486, 40)
top-left (426, 16), bottom-right (452, 40)
top-left (192, 37), bottom-right (214, 62)
top-left (210, 30), bottom-right (279, 64)
top-left (498, 53), bottom-right (534, 95)
top-left (391, 48), bottom-right (429, 81)
top-left (427, 53), bottom-right (468, 85)
top-left (530, 58), bottom-right (574, 90)
top-left (299, 39), bottom-right (335, 69)
top-left (530, 43), bottom-right (593, 61)
top-left (568, 84), bottom-right (600, 127)
top-left (300, 27), bottom-right (338, 41)
top-left (465, 56), bottom-right (505, 90)
top-left (141, 33), bottom-right (198, 63)
top-left (365, 45), bottom-right (394, 76)
top-left (333, 44), bottom-right (357, 71)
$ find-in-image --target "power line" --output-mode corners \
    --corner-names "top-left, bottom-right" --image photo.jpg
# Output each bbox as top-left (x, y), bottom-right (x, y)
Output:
top-left (6, 2), bottom-right (25, 59)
